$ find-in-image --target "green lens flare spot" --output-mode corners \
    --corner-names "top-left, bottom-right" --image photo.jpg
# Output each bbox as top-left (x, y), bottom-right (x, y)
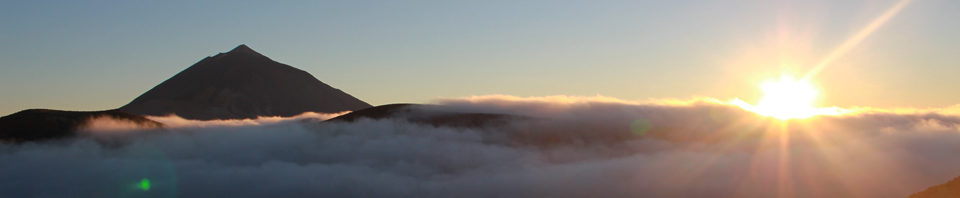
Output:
top-left (138, 178), bottom-right (151, 191)
top-left (630, 119), bottom-right (652, 136)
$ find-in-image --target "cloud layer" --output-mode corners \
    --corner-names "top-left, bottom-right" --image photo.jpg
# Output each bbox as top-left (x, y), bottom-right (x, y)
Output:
top-left (3, 95), bottom-right (960, 198)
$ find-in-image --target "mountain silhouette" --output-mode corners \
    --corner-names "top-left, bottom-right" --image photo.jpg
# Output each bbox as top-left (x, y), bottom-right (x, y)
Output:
top-left (119, 44), bottom-right (371, 120)
top-left (911, 176), bottom-right (960, 198)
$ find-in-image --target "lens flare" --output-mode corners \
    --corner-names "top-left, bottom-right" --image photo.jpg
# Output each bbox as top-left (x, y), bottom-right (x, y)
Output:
top-left (138, 178), bottom-right (151, 191)
top-left (733, 75), bottom-right (846, 120)
top-left (803, 0), bottom-right (913, 81)
top-left (753, 76), bottom-right (819, 119)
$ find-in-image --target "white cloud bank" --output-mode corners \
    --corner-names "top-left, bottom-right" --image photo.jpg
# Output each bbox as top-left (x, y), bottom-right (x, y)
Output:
top-left (2, 95), bottom-right (960, 198)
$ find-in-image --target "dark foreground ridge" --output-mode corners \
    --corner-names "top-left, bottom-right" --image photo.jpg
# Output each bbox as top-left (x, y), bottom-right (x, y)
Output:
top-left (120, 44), bottom-right (371, 120)
top-left (911, 176), bottom-right (960, 198)
top-left (326, 103), bottom-right (521, 129)
top-left (0, 109), bottom-right (162, 143)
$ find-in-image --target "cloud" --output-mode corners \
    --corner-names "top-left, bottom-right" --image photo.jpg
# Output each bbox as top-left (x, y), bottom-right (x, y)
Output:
top-left (3, 95), bottom-right (960, 197)
top-left (144, 111), bottom-right (348, 128)
top-left (80, 116), bottom-right (163, 132)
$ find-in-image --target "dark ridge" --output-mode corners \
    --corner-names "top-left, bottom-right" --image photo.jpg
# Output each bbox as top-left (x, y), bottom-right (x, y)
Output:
top-left (324, 103), bottom-right (716, 148)
top-left (325, 104), bottom-right (520, 129)
top-left (0, 109), bottom-right (162, 143)
top-left (119, 44), bottom-right (371, 120)
top-left (911, 176), bottom-right (960, 198)
top-left (326, 104), bottom-right (418, 122)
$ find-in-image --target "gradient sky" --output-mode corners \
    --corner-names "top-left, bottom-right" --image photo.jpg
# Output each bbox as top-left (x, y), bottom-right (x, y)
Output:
top-left (1, 0), bottom-right (959, 115)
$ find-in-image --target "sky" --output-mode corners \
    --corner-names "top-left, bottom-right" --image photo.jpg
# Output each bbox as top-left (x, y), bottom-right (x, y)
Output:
top-left (2, 0), bottom-right (959, 115)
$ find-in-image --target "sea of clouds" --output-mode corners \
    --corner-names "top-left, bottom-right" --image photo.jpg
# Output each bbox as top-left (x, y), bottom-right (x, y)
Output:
top-left (2, 95), bottom-right (960, 198)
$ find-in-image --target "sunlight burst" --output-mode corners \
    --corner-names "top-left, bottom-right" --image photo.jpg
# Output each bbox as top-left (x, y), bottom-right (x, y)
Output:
top-left (753, 76), bottom-right (819, 119)
top-left (730, 75), bottom-right (848, 120)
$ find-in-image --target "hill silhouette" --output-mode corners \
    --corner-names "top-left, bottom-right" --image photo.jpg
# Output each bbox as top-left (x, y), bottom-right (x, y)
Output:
top-left (327, 104), bottom-right (520, 128)
top-left (0, 109), bottom-right (161, 143)
top-left (120, 45), bottom-right (371, 120)
top-left (911, 176), bottom-right (960, 198)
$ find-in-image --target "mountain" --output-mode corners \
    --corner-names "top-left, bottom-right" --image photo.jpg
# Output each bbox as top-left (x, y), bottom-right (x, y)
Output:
top-left (911, 176), bottom-right (960, 198)
top-left (0, 109), bottom-right (162, 143)
top-left (119, 45), bottom-right (371, 120)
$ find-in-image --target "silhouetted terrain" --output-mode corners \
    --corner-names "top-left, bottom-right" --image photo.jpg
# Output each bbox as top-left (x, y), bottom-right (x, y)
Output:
top-left (325, 104), bottom-right (642, 147)
top-left (0, 109), bottom-right (161, 143)
top-left (0, 44), bottom-right (371, 143)
top-left (327, 103), bottom-right (521, 129)
top-left (911, 176), bottom-right (960, 198)
top-left (120, 44), bottom-right (370, 120)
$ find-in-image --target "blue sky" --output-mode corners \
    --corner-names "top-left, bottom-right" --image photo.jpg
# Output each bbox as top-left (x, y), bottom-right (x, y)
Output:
top-left (2, 0), bottom-right (959, 115)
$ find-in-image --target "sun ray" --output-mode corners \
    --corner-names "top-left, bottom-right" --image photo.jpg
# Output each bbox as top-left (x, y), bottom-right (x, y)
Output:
top-left (802, 0), bottom-right (912, 80)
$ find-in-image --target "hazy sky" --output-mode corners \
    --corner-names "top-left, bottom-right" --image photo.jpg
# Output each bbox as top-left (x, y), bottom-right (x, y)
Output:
top-left (1, 0), bottom-right (958, 115)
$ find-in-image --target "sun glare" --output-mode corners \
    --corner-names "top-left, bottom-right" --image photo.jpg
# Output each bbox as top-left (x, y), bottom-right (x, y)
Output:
top-left (750, 76), bottom-right (820, 119)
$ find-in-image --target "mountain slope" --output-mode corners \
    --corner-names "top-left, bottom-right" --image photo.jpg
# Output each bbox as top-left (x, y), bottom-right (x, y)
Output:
top-left (911, 176), bottom-right (960, 198)
top-left (119, 45), bottom-right (371, 120)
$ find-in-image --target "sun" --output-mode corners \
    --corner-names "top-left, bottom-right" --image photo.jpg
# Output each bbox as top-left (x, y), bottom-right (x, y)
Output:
top-left (750, 75), bottom-right (820, 119)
